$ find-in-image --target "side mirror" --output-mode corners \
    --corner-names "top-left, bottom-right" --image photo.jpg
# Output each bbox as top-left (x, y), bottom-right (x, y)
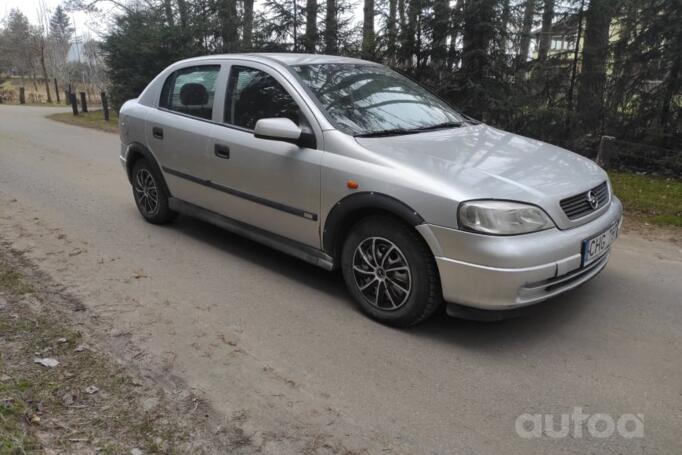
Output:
top-left (254, 118), bottom-right (302, 144)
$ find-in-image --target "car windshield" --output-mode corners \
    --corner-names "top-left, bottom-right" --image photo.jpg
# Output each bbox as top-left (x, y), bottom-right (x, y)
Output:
top-left (292, 63), bottom-right (466, 136)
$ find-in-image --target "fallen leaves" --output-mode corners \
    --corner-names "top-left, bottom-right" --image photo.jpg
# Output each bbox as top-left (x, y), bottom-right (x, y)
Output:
top-left (84, 385), bottom-right (99, 395)
top-left (34, 357), bottom-right (59, 368)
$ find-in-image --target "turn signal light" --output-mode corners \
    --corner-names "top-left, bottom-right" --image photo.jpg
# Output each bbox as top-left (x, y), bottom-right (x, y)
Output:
top-left (347, 180), bottom-right (359, 189)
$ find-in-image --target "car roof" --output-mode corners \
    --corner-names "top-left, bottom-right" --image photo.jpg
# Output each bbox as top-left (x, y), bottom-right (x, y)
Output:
top-left (174, 53), bottom-right (380, 67)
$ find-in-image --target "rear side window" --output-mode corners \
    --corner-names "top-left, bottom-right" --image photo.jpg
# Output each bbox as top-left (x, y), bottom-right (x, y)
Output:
top-left (160, 65), bottom-right (220, 120)
top-left (225, 66), bottom-right (300, 130)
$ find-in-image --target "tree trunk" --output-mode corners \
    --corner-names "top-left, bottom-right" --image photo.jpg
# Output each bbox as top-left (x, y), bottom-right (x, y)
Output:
top-left (499, 0), bottom-right (510, 54)
top-left (415, 8), bottom-right (423, 70)
top-left (31, 67), bottom-right (39, 92)
top-left (361, 0), bottom-right (375, 59)
top-left (242, 0), bottom-right (254, 50)
top-left (219, 0), bottom-right (239, 52)
top-left (325, 0), bottom-right (338, 54)
top-left (397, 0), bottom-right (406, 64)
top-left (431, 0), bottom-right (450, 67)
top-left (660, 51), bottom-right (681, 131)
top-left (39, 40), bottom-right (52, 104)
top-left (293, 0), bottom-right (299, 52)
top-left (447, 0), bottom-right (464, 69)
top-left (303, 0), bottom-right (318, 52)
top-left (576, 0), bottom-right (616, 132)
top-left (163, 0), bottom-right (174, 27)
top-left (537, 0), bottom-right (555, 61)
top-left (516, 0), bottom-right (536, 80)
top-left (566, 0), bottom-right (585, 112)
top-left (609, 0), bottom-right (633, 113)
top-left (400, 0), bottom-right (419, 67)
top-left (387, 0), bottom-right (397, 63)
top-left (462, 0), bottom-right (496, 118)
top-left (177, 0), bottom-right (188, 30)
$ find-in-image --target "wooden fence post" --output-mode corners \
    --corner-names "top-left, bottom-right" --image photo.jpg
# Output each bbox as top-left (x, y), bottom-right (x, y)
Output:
top-left (101, 92), bottom-right (110, 121)
top-left (70, 93), bottom-right (79, 116)
top-left (80, 92), bottom-right (88, 113)
top-left (19, 87), bottom-right (25, 104)
top-left (596, 135), bottom-right (616, 169)
top-left (54, 79), bottom-right (60, 103)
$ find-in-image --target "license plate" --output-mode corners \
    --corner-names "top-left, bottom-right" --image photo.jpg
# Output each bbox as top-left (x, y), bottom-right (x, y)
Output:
top-left (582, 221), bottom-right (619, 267)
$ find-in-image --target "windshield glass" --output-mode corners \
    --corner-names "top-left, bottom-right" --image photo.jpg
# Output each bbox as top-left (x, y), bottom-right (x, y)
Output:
top-left (292, 63), bottom-right (465, 136)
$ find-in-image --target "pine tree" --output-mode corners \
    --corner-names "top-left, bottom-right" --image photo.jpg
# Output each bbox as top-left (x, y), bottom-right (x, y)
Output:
top-left (325, 0), bottom-right (339, 54)
top-left (576, 0), bottom-right (618, 132)
top-left (303, 0), bottom-right (318, 52)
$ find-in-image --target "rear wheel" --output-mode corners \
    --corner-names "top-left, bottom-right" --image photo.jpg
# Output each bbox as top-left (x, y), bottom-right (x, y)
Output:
top-left (341, 215), bottom-right (441, 327)
top-left (131, 160), bottom-right (176, 224)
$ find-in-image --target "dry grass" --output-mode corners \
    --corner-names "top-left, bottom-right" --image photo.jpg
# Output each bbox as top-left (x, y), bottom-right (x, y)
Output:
top-left (47, 110), bottom-right (119, 134)
top-left (0, 76), bottom-right (99, 106)
top-left (0, 254), bottom-right (239, 454)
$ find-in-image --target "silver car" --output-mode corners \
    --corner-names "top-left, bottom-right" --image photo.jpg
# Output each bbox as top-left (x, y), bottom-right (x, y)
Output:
top-left (119, 53), bottom-right (623, 327)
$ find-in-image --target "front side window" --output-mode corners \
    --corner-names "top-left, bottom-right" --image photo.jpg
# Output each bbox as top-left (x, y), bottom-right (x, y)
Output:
top-left (292, 63), bottom-right (465, 136)
top-left (160, 65), bottom-right (220, 120)
top-left (225, 66), bottom-right (300, 130)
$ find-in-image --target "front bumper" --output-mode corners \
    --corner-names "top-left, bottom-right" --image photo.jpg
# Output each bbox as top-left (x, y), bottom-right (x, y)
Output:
top-left (418, 197), bottom-right (623, 310)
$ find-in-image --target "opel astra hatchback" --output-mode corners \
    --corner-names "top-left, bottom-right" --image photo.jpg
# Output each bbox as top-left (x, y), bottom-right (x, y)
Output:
top-left (119, 53), bottom-right (622, 327)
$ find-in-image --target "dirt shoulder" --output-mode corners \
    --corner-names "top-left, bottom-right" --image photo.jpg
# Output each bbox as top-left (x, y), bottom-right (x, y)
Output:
top-left (0, 245), bottom-right (257, 454)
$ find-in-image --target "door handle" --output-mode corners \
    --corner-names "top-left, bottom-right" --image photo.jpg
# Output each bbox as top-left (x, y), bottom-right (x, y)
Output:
top-left (152, 127), bottom-right (164, 139)
top-left (214, 144), bottom-right (230, 159)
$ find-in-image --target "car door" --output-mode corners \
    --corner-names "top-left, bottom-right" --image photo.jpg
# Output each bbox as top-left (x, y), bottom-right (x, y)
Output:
top-left (144, 63), bottom-right (227, 209)
top-left (204, 61), bottom-right (323, 248)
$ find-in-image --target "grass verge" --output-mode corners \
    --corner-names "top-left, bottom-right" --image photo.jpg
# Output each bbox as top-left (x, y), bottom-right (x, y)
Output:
top-left (609, 170), bottom-right (682, 228)
top-left (47, 110), bottom-right (119, 134)
top-left (0, 103), bottom-right (66, 108)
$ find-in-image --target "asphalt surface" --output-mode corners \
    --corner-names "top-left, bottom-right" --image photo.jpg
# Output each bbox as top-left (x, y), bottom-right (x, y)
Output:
top-left (1, 105), bottom-right (681, 454)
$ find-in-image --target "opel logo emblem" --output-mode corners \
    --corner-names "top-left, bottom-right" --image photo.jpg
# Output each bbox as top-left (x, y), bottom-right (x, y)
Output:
top-left (587, 190), bottom-right (599, 210)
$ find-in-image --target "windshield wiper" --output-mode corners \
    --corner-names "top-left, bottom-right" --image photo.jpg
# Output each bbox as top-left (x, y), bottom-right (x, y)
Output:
top-left (354, 128), bottom-right (420, 138)
top-left (354, 121), bottom-right (467, 138)
top-left (410, 121), bottom-right (464, 132)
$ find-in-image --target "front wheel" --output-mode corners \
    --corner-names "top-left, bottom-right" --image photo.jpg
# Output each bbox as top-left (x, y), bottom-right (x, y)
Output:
top-left (341, 215), bottom-right (442, 327)
top-left (131, 160), bottom-right (176, 224)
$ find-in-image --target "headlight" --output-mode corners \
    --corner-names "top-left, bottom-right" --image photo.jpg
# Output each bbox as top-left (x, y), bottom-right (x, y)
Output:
top-left (458, 200), bottom-right (555, 235)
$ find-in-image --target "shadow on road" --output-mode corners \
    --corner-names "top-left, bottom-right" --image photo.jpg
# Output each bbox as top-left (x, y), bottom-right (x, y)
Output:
top-left (162, 211), bottom-right (604, 349)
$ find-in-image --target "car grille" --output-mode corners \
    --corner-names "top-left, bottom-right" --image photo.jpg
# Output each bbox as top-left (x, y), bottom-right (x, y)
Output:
top-left (560, 181), bottom-right (609, 220)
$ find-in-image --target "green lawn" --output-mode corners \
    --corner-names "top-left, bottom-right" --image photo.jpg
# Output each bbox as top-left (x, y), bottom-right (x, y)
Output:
top-left (47, 109), bottom-right (119, 134)
top-left (609, 170), bottom-right (682, 228)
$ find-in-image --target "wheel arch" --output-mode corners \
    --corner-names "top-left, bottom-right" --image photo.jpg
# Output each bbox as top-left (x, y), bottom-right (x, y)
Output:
top-left (125, 142), bottom-right (172, 197)
top-left (323, 192), bottom-right (425, 265)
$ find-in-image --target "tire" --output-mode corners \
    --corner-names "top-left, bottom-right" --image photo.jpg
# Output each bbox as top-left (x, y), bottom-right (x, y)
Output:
top-left (131, 159), bottom-right (176, 224)
top-left (341, 215), bottom-right (442, 327)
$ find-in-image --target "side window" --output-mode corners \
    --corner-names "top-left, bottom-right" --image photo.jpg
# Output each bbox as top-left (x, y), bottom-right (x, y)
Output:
top-left (160, 65), bottom-right (220, 120)
top-left (225, 66), bottom-right (301, 130)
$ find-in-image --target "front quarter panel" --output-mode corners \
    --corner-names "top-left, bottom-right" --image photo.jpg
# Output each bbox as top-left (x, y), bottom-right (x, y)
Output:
top-left (320, 130), bottom-right (462, 233)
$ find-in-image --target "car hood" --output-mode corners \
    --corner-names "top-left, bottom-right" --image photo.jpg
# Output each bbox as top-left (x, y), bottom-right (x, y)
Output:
top-left (355, 124), bottom-right (608, 228)
top-left (354, 124), bottom-right (606, 199)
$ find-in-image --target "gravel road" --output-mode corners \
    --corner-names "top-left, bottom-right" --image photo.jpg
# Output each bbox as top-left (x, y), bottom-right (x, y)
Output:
top-left (1, 105), bottom-right (681, 454)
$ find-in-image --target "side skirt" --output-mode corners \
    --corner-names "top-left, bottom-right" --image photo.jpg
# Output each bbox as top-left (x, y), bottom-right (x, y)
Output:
top-left (168, 197), bottom-right (335, 271)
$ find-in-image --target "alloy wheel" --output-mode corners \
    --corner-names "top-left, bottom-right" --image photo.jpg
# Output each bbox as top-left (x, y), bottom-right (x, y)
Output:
top-left (352, 237), bottom-right (412, 311)
top-left (134, 168), bottom-right (159, 217)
